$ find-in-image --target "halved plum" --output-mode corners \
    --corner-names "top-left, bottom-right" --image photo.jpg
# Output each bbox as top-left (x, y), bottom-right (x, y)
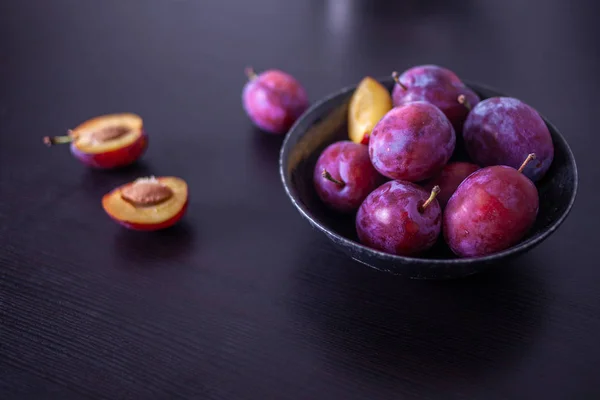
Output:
top-left (348, 76), bottom-right (393, 145)
top-left (102, 176), bottom-right (188, 231)
top-left (44, 113), bottom-right (147, 169)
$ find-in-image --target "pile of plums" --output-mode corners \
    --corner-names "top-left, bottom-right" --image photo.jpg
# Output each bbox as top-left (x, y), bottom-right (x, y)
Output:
top-left (313, 65), bottom-right (554, 258)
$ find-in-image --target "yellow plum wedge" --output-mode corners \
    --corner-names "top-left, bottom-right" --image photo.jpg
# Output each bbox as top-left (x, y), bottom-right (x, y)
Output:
top-left (348, 77), bottom-right (393, 145)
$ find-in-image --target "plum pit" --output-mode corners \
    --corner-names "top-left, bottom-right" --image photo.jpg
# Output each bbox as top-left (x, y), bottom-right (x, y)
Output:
top-left (89, 125), bottom-right (130, 143)
top-left (120, 177), bottom-right (174, 207)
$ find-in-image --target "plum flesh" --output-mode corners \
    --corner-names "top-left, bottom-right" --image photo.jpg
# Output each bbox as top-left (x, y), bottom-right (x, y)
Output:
top-left (368, 101), bottom-right (456, 182)
top-left (242, 68), bottom-right (309, 135)
top-left (313, 141), bottom-right (383, 213)
top-left (443, 164), bottom-right (539, 258)
top-left (392, 65), bottom-right (480, 131)
top-left (356, 180), bottom-right (441, 256)
top-left (462, 97), bottom-right (554, 182)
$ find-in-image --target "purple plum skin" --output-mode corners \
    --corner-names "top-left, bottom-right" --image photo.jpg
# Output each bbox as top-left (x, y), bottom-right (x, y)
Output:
top-left (313, 141), bottom-right (384, 213)
top-left (356, 180), bottom-right (441, 256)
top-left (368, 101), bottom-right (456, 182)
top-left (443, 166), bottom-right (539, 258)
top-left (392, 65), bottom-right (480, 131)
top-left (462, 97), bottom-right (554, 182)
top-left (423, 162), bottom-right (480, 209)
top-left (242, 69), bottom-right (309, 135)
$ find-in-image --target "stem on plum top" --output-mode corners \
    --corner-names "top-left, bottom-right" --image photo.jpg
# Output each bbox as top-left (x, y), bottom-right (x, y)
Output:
top-left (43, 133), bottom-right (74, 146)
top-left (391, 71), bottom-right (407, 90)
top-left (322, 169), bottom-right (345, 187)
top-left (457, 94), bottom-right (471, 111)
top-left (518, 153), bottom-right (537, 173)
top-left (245, 66), bottom-right (258, 81)
top-left (419, 185), bottom-right (441, 213)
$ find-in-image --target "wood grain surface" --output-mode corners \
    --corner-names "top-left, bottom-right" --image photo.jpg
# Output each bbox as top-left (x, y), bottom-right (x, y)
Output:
top-left (1, 0), bottom-right (599, 399)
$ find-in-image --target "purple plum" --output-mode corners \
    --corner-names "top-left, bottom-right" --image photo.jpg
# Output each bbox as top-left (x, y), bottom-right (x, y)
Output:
top-left (391, 65), bottom-right (480, 131)
top-left (462, 96), bottom-right (554, 182)
top-left (313, 141), bottom-right (383, 213)
top-left (423, 162), bottom-right (480, 209)
top-left (242, 67), bottom-right (309, 134)
top-left (356, 180), bottom-right (442, 256)
top-left (443, 154), bottom-right (539, 258)
top-left (368, 101), bottom-right (456, 182)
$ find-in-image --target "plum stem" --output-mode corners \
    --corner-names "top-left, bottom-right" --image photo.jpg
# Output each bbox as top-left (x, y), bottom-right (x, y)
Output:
top-left (419, 185), bottom-right (441, 213)
top-left (245, 66), bottom-right (258, 81)
top-left (322, 169), bottom-right (345, 187)
top-left (391, 71), bottom-right (407, 90)
top-left (457, 94), bottom-right (471, 110)
top-left (518, 153), bottom-right (537, 173)
top-left (43, 132), bottom-right (74, 146)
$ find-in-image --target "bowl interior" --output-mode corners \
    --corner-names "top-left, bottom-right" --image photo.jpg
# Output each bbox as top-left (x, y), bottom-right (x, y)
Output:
top-left (280, 77), bottom-right (578, 272)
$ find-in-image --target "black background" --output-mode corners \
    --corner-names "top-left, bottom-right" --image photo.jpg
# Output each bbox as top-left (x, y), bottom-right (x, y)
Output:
top-left (1, 0), bottom-right (599, 399)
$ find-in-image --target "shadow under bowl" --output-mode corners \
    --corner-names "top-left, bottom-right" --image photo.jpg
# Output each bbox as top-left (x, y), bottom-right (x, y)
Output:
top-left (279, 77), bottom-right (578, 279)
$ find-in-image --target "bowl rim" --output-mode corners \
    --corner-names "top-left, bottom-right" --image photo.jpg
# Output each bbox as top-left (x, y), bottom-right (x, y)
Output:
top-left (279, 76), bottom-right (579, 265)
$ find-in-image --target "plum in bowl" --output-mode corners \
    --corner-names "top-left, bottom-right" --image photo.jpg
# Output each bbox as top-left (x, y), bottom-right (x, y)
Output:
top-left (279, 76), bottom-right (578, 279)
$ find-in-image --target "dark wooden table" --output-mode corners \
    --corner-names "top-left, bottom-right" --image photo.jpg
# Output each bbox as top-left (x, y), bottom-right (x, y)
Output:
top-left (1, 0), bottom-right (599, 399)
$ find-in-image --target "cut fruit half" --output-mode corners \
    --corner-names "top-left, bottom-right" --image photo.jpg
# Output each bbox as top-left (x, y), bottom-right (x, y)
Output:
top-left (72, 113), bottom-right (144, 154)
top-left (43, 113), bottom-right (148, 169)
top-left (102, 176), bottom-right (188, 231)
top-left (348, 77), bottom-right (393, 145)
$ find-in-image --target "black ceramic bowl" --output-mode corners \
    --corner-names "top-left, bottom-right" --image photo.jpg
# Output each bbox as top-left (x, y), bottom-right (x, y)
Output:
top-left (279, 77), bottom-right (578, 279)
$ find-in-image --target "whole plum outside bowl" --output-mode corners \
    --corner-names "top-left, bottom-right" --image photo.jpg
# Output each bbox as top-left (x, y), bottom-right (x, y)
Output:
top-left (279, 77), bottom-right (578, 279)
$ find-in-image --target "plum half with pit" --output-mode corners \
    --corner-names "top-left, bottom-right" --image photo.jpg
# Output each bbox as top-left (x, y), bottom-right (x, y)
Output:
top-left (242, 67), bottom-right (309, 135)
top-left (102, 176), bottom-right (188, 231)
top-left (391, 65), bottom-right (480, 131)
top-left (462, 96), bottom-right (554, 182)
top-left (368, 101), bottom-right (456, 182)
top-left (356, 180), bottom-right (442, 256)
top-left (423, 162), bottom-right (480, 209)
top-left (313, 141), bottom-right (384, 213)
top-left (43, 113), bottom-right (148, 169)
top-left (443, 154), bottom-right (539, 258)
